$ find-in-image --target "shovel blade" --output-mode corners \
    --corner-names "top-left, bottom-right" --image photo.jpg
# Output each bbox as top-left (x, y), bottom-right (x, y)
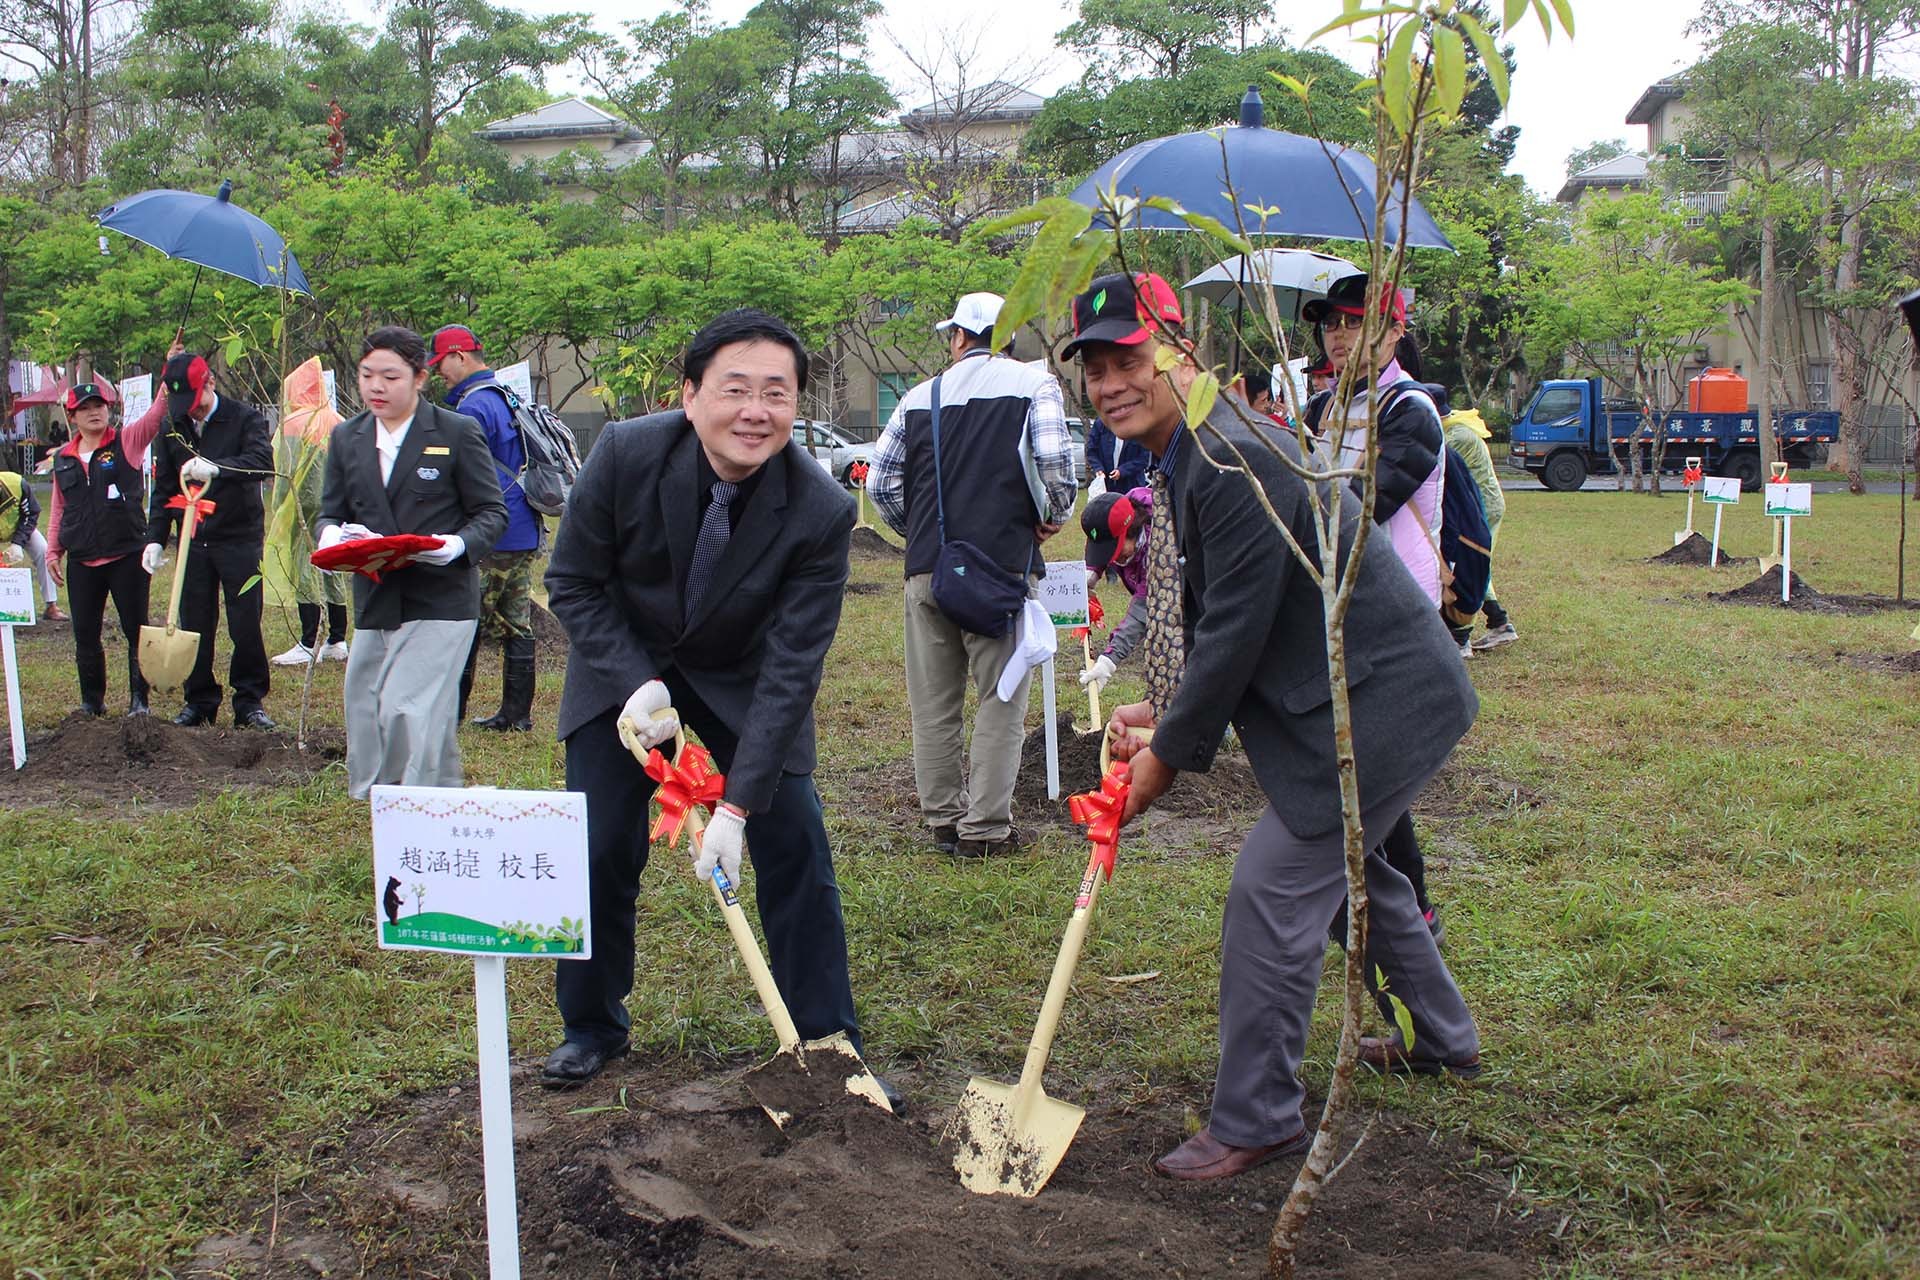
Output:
top-left (946, 1075), bottom-right (1084, 1198)
top-left (138, 624), bottom-right (200, 693)
top-left (742, 1032), bottom-right (893, 1129)
top-left (1674, 530), bottom-right (1690, 546)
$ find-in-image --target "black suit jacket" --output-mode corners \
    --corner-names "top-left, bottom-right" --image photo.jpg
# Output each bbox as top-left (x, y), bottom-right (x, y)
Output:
top-left (1150, 402), bottom-right (1478, 839)
top-left (315, 401), bottom-right (508, 630)
top-left (546, 411), bottom-right (855, 814)
top-left (147, 395), bottom-right (274, 546)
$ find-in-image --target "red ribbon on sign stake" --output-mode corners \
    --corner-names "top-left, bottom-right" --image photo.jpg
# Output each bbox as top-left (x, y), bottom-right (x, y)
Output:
top-left (644, 742), bottom-right (727, 847)
top-left (1067, 761), bottom-right (1131, 898)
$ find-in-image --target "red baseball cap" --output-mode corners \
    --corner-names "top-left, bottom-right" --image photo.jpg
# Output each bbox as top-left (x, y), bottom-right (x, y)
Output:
top-left (1302, 273), bottom-right (1407, 326)
top-left (427, 324), bottom-right (483, 367)
top-left (64, 379), bottom-right (118, 411)
top-left (1060, 272), bottom-right (1185, 359)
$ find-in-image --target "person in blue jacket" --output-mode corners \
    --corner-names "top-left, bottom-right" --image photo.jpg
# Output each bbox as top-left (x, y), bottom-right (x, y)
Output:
top-left (1083, 415), bottom-right (1151, 493)
top-left (429, 325), bottom-right (544, 732)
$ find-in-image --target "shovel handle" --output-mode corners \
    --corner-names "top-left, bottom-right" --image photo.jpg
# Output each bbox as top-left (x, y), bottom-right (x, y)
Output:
top-left (1008, 843), bottom-right (1110, 1113)
top-left (163, 482), bottom-right (206, 632)
top-left (647, 708), bottom-right (805, 1056)
top-left (1082, 632), bottom-right (1101, 729)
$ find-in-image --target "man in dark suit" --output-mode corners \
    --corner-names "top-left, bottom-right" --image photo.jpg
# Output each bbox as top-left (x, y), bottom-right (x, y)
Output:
top-left (1066, 272), bottom-right (1482, 1181)
top-left (146, 352), bottom-right (277, 728)
top-left (317, 326), bottom-right (507, 799)
top-left (542, 308), bottom-right (872, 1093)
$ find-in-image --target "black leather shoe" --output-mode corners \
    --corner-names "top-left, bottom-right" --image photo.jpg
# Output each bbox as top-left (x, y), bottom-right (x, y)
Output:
top-left (173, 707), bottom-right (214, 727)
top-left (540, 1039), bottom-right (629, 1089)
top-left (236, 709), bottom-right (277, 731)
top-left (930, 825), bottom-right (959, 855)
top-left (127, 694), bottom-right (149, 717)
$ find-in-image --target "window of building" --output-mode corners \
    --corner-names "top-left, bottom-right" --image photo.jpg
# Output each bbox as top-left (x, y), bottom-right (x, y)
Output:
top-left (1805, 361), bottom-right (1831, 411)
top-left (878, 373), bottom-right (913, 422)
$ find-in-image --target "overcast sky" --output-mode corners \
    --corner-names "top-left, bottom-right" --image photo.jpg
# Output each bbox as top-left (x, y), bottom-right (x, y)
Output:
top-left (333, 0), bottom-right (1721, 199)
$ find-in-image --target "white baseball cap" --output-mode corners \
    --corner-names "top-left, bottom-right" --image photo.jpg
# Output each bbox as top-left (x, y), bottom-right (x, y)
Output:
top-left (935, 292), bottom-right (1005, 335)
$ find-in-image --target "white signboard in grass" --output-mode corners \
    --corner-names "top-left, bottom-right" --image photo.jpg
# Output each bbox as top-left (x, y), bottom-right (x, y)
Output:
top-left (1702, 476), bottom-right (1742, 504)
top-left (1040, 560), bottom-right (1091, 628)
top-left (1765, 483), bottom-right (1812, 518)
top-left (496, 361), bottom-right (534, 406)
top-left (118, 374), bottom-right (152, 425)
top-left (0, 567), bottom-right (31, 769)
top-left (371, 786), bottom-right (591, 958)
top-left (322, 369), bottom-right (338, 415)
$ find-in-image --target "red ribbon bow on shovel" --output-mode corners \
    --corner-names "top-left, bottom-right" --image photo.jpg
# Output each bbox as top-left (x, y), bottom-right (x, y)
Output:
top-left (1073, 590), bottom-right (1105, 642)
top-left (644, 741), bottom-right (727, 847)
top-left (165, 492), bottom-right (216, 520)
top-left (1067, 761), bottom-right (1132, 895)
top-left (850, 460), bottom-right (870, 485)
top-left (1682, 466), bottom-right (1703, 488)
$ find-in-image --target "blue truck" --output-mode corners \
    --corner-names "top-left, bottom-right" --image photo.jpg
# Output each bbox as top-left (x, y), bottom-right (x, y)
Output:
top-left (1506, 377), bottom-right (1839, 491)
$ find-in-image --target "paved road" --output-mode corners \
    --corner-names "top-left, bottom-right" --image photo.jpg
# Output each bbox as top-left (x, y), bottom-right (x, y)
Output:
top-left (1499, 473), bottom-right (1907, 496)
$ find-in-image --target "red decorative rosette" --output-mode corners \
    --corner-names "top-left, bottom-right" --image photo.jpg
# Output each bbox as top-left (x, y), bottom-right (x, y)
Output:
top-left (1088, 593), bottom-right (1105, 627)
top-left (1768, 469), bottom-right (1790, 484)
top-left (1682, 466), bottom-right (1703, 488)
top-left (310, 533), bottom-right (446, 582)
top-left (166, 492), bottom-right (217, 520)
top-left (643, 742), bottom-right (726, 848)
top-left (850, 460), bottom-right (870, 485)
top-left (1067, 760), bottom-right (1132, 889)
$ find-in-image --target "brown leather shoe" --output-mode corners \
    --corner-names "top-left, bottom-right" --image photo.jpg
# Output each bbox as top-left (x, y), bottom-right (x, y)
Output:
top-left (1358, 1034), bottom-right (1482, 1080)
top-left (1152, 1125), bottom-right (1309, 1181)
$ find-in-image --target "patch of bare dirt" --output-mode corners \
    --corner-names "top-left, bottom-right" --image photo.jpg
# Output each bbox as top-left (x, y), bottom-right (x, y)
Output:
top-left (1012, 713), bottom-right (1266, 830)
top-left (0, 713), bottom-right (344, 809)
top-left (1646, 533), bottom-right (1752, 567)
top-left (849, 526), bottom-right (903, 562)
top-left (1708, 568), bottom-right (1920, 615)
top-left (1839, 649), bottom-right (1920, 675)
top-left (187, 1052), bottom-right (1550, 1280)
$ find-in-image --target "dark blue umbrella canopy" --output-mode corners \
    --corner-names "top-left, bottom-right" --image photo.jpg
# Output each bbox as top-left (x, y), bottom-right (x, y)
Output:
top-left (1069, 89), bottom-right (1453, 251)
top-left (96, 179), bottom-right (313, 295)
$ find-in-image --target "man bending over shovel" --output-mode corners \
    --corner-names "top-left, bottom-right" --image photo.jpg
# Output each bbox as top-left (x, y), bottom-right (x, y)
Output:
top-left (543, 309), bottom-right (895, 1108)
top-left (1063, 272), bottom-right (1483, 1181)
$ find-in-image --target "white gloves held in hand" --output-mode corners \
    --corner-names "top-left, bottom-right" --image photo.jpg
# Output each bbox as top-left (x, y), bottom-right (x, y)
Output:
top-left (1079, 654), bottom-right (1116, 692)
top-left (1, 544), bottom-right (22, 567)
top-left (694, 804), bottom-right (746, 884)
top-left (411, 534), bottom-right (465, 567)
top-left (615, 679), bottom-right (678, 757)
top-left (180, 457), bottom-right (219, 486)
top-left (140, 543), bottom-right (166, 575)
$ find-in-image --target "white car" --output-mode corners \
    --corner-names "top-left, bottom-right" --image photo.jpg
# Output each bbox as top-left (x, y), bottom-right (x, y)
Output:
top-left (795, 420), bottom-right (875, 486)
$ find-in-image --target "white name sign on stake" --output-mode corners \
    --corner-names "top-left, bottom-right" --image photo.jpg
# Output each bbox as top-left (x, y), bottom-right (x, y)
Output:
top-left (497, 361), bottom-right (535, 405)
top-left (1039, 562), bottom-right (1092, 800)
top-left (1701, 476), bottom-right (1740, 567)
top-left (1764, 484), bottom-right (1812, 602)
top-left (371, 785), bottom-right (593, 1280)
top-left (118, 373), bottom-right (152, 425)
top-left (0, 567), bottom-right (32, 769)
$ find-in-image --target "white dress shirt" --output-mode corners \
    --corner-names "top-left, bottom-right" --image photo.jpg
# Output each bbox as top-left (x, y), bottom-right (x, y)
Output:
top-left (375, 413), bottom-right (415, 485)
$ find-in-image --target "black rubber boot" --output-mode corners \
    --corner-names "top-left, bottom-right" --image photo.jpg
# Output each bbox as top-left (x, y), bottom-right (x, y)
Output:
top-left (458, 636), bottom-right (480, 722)
top-left (477, 637), bottom-right (534, 732)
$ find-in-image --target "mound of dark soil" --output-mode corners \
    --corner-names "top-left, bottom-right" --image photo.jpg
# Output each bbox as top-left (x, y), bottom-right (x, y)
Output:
top-left (530, 602), bottom-right (569, 660)
top-left (1647, 533), bottom-right (1751, 567)
top-left (1012, 714), bottom-right (1265, 826)
top-left (189, 1052), bottom-right (1549, 1280)
top-left (1708, 568), bottom-right (1920, 615)
top-left (1841, 649), bottom-right (1920, 674)
top-left (0, 713), bottom-right (344, 809)
top-left (850, 526), bottom-right (904, 561)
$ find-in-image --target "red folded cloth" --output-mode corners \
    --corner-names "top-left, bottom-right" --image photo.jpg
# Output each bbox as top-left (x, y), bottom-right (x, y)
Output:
top-left (310, 533), bottom-right (445, 582)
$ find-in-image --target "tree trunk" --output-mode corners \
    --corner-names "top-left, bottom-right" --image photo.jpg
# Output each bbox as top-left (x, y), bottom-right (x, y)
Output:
top-left (1830, 187), bottom-right (1868, 491)
top-left (1758, 211), bottom-right (1779, 474)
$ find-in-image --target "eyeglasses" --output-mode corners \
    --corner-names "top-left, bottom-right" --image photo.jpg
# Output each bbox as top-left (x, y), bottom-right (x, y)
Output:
top-left (713, 385), bottom-right (796, 411)
top-left (1318, 312), bottom-right (1369, 332)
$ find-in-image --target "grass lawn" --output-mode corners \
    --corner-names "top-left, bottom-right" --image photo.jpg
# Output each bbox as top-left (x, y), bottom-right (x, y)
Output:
top-left (2, 486), bottom-right (1917, 1277)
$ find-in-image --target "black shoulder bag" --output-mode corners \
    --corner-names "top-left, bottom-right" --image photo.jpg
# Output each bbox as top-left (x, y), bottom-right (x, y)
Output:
top-left (927, 374), bottom-right (1032, 638)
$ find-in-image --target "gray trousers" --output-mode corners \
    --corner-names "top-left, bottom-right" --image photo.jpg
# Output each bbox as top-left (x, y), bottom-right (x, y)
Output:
top-left (343, 617), bottom-right (477, 800)
top-left (1210, 766), bottom-right (1479, 1147)
top-left (902, 573), bottom-right (1032, 841)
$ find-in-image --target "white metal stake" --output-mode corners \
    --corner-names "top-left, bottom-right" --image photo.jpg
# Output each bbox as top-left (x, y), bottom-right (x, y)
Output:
top-left (1782, 517), bottom-right (1793, 603)
top-left (473, 955), bottom-right (521, 1280)
top-left (1042, 657), bottom-right (1059, 800)
top-left (1711, 506), bottom-right (1724, 567)
top-left (2, 626), bottom-right (23, 769)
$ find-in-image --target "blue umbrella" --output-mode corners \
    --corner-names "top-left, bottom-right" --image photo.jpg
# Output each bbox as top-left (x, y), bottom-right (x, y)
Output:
top-left (1069, 88), bottom-right (1452, 251)
top-left (96, 179), bottom-right (313, 338)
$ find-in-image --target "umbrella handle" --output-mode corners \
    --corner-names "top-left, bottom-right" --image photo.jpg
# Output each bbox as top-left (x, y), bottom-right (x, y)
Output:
top-left (173, 265), bottom-right (205, 346)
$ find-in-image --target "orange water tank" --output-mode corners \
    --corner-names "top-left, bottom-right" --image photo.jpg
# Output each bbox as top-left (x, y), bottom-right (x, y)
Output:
top-left (1688, 368), bottom-right (1749, 413)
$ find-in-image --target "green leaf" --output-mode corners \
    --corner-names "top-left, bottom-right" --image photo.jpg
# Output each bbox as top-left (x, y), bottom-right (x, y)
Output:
top-left (1306, 4), bottom-right (1417, 44)
top-left (1547, 0), bottom-right (1575, 37)
top-left (1459, 13), bottom-right (1510, 106)
top-left (1530, 0), bottom-right (1553, 40)
top-left (1502, 0), bottom-right (1527, 29)
top-left (224, 335), bottom-right (245, 366)
top-left (994, 202), bottom-right (1095, 353)
top-left (1432, 26), bottom-right (1467, 122)
top-left (1269, 72), bottom-right (1310, 103)
top-left (1183, 369), bottom-right (1219, 430)
top-left (1375, 965), bottom-right (1417, 1052)
top-left (1381, 18), bottom-right (1421, 135)
top-left (973, 197), bottom-right (1088, 240)
top-left (1141, 197), bottom-right (1253, 253)
top-left (239, 574), bottom-right (261, 596)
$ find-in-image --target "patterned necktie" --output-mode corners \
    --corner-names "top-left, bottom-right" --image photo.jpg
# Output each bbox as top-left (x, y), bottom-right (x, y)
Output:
top-left (684, 480), bottom-right (738, 623)
top-left (1141, 468), bottom-right (1185, 717)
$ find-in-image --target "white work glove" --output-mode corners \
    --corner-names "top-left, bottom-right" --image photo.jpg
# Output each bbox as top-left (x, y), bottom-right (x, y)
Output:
top-left (615, 679), bottom-right (678, 757)
top-left (180, 457), bottom-right (219, 486)
top-left (140, 542), bottom-right (166, 575)
top-left (316, 524), bottom-right (344, 552)
top-left (1079, 654), bottom-right (1116, 692)
top-left (339, 523), bottom-right (380, 542)
top-left (694, 804), bottom-right (746, 885)
top-left (2, 544), bottom-right (22, 566)
top-left (411, 534), bottom-right (465, 567)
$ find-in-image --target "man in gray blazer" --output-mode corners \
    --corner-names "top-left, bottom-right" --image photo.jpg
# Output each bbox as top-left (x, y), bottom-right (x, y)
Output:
top-left (1066, 272), bottom-right (1482, 1181)
top-left (542, 309), bottom-right (876, 1094)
